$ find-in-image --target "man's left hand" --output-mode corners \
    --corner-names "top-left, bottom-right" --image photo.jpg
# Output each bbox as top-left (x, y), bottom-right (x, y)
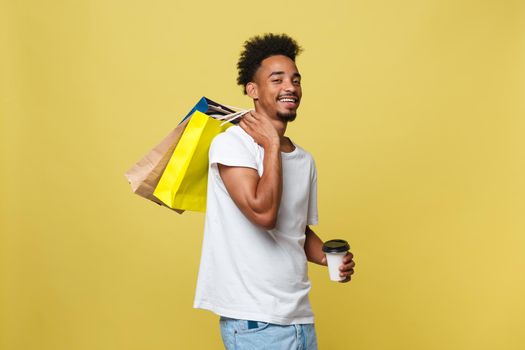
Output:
top-left (339, 252), bottom-right (355, 283)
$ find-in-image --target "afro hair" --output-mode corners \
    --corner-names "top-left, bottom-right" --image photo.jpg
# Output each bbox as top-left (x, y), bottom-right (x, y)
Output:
top-left (237, 33), bottom-right (303, 94)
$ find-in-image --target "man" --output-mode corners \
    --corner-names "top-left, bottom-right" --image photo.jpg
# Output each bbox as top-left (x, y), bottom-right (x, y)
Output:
top-left (193, 33), bottom-right (355, 349)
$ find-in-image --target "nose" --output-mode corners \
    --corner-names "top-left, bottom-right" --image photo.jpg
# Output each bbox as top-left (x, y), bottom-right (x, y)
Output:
top-left (283, 78), bottom-right (297, 93)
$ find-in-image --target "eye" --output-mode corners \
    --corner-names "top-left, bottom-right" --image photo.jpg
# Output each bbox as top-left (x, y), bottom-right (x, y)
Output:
top-left (272, 79), bottom-right (282, 83)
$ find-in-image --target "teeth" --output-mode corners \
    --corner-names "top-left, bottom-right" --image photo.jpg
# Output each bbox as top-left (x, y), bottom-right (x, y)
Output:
top-left (279, 98), bottom-right (295, 102)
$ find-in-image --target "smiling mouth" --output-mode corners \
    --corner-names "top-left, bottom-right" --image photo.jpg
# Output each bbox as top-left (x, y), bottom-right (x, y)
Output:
top-left (277, 96), bottom-right (299, 104)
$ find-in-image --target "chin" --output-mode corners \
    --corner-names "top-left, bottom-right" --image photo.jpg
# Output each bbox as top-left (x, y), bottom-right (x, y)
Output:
top-left (277, 111), bottom-right (297, 122)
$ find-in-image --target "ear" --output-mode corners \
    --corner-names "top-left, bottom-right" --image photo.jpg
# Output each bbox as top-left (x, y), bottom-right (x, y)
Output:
top-left (246, 82), bottom-right (258, 100)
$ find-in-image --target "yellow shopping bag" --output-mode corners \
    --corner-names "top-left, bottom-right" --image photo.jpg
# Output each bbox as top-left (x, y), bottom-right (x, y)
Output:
top-left (153, 110), bottom-right (234, 212)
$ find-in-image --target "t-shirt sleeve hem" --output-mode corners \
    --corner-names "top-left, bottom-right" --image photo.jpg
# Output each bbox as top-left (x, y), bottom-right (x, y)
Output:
top-left (210, 158), bottom-right (258, 171)
top-left (307, 217), bottom-right (318, 226)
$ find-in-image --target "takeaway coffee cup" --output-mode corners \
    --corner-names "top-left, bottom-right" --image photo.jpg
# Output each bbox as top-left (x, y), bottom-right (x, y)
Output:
top-left (322, 239), bottom-right (350, 281)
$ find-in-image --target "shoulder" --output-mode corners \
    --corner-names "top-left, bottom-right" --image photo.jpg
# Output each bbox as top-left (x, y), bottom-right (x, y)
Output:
top-left (211, 125), bottom-right (255, 149)
top-left (209, 126), bottom-right (259, 167)
top-left (291, 143), bottom-right (318, 177)
top-left (291, 143), bottom-right (315, 163)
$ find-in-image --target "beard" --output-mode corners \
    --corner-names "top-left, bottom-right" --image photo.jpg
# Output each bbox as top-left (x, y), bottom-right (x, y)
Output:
top-left (277, 110), bottom-right (297, 122)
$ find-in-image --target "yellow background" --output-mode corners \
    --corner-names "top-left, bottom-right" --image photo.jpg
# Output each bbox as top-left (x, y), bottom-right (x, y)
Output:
top-left (1, 0), bottom-right (524, 349)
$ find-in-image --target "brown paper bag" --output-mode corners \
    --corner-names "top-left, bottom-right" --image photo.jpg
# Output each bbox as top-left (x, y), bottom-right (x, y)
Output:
top-left (124, 118), bottom-right (190, 214)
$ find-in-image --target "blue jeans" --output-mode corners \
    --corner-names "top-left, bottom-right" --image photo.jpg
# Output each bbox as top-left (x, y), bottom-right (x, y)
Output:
top-left (219, 316), bottom-right (318, 350)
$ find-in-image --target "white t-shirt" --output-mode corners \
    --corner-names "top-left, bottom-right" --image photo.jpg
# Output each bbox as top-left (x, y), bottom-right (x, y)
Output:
top-left (193, 125), bottom-right (318, 325)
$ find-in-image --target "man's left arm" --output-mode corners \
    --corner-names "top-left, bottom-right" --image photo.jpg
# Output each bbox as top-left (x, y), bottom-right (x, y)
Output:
top-left (304, 226), bottom-right (356, 282)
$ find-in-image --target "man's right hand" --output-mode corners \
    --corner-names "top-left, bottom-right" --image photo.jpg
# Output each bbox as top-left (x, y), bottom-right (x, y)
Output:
top-left (239, 111), bottom-right (280, 149)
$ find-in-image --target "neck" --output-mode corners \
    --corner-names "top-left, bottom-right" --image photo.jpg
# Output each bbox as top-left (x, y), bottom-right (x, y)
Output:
top-left (273, 119), bottom-right (287, 138)
top-left (254, 106), bottom-right (294, 152)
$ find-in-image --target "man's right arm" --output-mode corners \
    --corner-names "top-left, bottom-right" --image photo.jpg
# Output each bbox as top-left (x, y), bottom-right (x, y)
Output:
top-left (217, 111), bottom-right (282, 230)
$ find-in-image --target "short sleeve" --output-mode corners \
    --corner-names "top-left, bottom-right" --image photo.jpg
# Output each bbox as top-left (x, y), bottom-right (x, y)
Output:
top-left (307, 159), bottom-right (319, 226)
top-left (209, 127), bottom-right (258, 170)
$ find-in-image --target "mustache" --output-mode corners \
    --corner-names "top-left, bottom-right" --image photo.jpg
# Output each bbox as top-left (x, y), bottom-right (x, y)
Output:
top-left (277, 94), bottom-right (299, 99)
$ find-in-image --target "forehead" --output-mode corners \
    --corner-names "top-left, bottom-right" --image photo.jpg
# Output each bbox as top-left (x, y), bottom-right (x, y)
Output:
top-left (256, 55), bottom-right (300, 78)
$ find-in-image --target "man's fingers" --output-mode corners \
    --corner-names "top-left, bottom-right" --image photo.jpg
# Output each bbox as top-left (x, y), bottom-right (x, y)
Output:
top-left (339, 275), bottom-right (352, 283)
top-left (339, 269), bottom-right (353, 283)
top-left (239, 119), bottom-right (252, 132)
top-left (246, 112), bottom-right (262, 125)
top-left (340, 269), bottom-right (354, 277)
top-left (343, 252), bottom-right (354, 262)
top-left (340, 260), bottom-right (356, 270)
top-left (242, 113), bottom-right (256, 125)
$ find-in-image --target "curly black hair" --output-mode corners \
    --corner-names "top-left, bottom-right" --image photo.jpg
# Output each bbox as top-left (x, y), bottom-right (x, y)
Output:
top-left (237, 33), bottom-right (303, 94)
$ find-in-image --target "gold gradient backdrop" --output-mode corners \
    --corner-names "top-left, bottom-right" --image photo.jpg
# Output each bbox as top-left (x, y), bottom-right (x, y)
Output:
top-left (1, 0), bottom-right (524, 349)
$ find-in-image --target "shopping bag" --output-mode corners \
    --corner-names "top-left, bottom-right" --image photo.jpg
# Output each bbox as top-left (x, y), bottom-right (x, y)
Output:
top-left (124, 118), bottom-right (190, 214)
top-left (181, 96), bottom-right (241, 124)
top-left (125, 96), bottom-right (246, 213)
top-left (153, 110), bottom-right (235, 212)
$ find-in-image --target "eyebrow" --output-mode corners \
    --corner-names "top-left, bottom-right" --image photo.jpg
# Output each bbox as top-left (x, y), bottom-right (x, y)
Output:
top-left (268, 71), bottom-right (302, 79)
